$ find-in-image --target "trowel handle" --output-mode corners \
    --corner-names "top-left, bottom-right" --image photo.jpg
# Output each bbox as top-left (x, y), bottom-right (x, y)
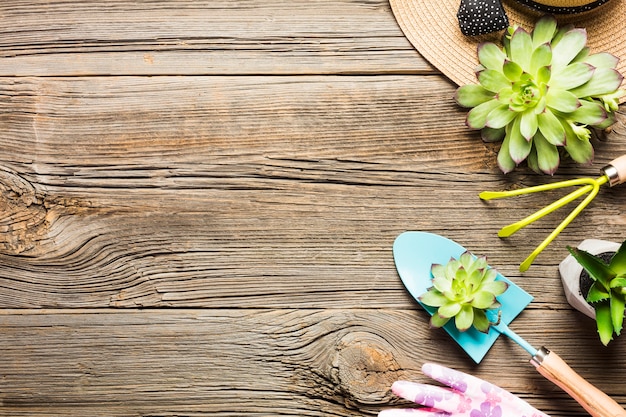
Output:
top-left (603, 154), bottom-right (626, 187)
top-left (531, 347), bottom-right (626, 417)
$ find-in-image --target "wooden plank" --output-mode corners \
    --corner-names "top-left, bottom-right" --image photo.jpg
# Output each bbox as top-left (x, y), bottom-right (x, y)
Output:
top-left (1, 309), bottom-right (624, 416)
top-left (0, 0), bottom-right (430, 76)
top-left (1, 76), bottom-right (626, 308)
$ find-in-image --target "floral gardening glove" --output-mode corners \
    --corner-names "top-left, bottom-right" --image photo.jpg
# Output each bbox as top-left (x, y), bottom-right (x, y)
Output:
top-left (379, 363), bottom-right (549, 417)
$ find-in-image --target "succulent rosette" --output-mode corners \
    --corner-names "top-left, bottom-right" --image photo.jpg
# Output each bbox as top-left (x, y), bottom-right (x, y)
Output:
top-left (419, 251), bottom-right (508, 333)
top-left (455, 15), bottom-right (624, 174)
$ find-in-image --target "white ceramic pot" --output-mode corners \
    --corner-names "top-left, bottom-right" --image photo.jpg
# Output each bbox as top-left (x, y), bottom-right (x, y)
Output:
top-left (558, 239), bottom-right (620, 319)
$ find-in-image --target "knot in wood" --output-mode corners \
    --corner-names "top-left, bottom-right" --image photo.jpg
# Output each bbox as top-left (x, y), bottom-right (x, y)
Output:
top-left (331, 331), bottom-right (400, 406)
top-left (0, 167), bottom-right (47, 255)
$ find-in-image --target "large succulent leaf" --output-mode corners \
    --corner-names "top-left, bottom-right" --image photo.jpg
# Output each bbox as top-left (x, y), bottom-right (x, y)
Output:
top-left (562, 127), bottom-right (593, 164)
top-left (583, 52), bottom-right (619, 69)
top-left (531, 15), bottom-right (557, 48)
top-left (471, 291), bottom-right (496, 309)
top-left (497, 130), bottom-right (516, 173)
top-left (479, 280), bottom-right (508, 296)
top-left (486, 105), bottom-right (517, 129)
top-left (455, 304), bottom-right (474, 331)
top-left (481, 126), bottom-right (505, 142)
top-left (503, 60), bottom-right (523, 81)
top-left (551, 28), bottom-right (587, 71)
top-left (509, 27), bottom-right (533, 73)
top-left (438, 302), bottom-right (462, 318)
top-left (479, 69), bottom-right (512, 92)
top-left (530, 43), bottom-right (552, 77)
top-left (466, 99), bottom-right (502, 129)
top-left (419, 289), bottom-right (449, 307)
top-left (537, 109), bottom-right (566, 146)
top-left (595, 302), bottom-right (614, 345)
top-left (455, 84), bottom-right (495, 107)
top-left (549, 62), bottom-right (594, 90)
top-left (546, 88), bottom-right (580, 113)
top-left (430, 313), bottom-right (450, 328)
top-left (567, 246), bottom-right (615, 289)
top-left (570, 68), bottom-right (624, 98)
top-left (520, 109), bottom-right (538, 140)
top-left (568, 99), bottom-right (607, 125)
top-left (472, 309), bottom-right (491, 333)
top-left (609, 240), bottom-right (626, 275)
top-left (532, 131), bottom-right (559, 174)
top-left (610, 293), bottom-right (625, 335)
top-left (432, 276), bottom-right (452, 293)
top-left (508, 115), bottom-right (532, 163)
top-left (478, 42), bottom-right (506, 71)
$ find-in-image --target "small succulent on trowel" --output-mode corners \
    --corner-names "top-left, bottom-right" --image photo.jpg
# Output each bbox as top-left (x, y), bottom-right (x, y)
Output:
top-left (567, 240), bottom-right (626, 346)
top-left (455, 15), bottom-right (624, 174)
top-left (419, 251), bottom-right (508, 332)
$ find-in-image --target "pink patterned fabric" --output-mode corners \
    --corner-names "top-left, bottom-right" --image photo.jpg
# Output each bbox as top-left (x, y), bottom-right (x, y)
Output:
top-left (379, 363), bottom-right (549, 417)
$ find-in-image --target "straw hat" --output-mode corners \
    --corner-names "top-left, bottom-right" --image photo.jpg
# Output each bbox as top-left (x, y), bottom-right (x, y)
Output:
top-left (389, 0), bottom-right (626, 102)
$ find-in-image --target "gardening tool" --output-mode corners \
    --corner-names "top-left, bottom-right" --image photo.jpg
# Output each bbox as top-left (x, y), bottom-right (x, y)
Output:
top-left (393, 231), bottom-right (626, 417)
top-left (480, 154), bottom-right (626, 272)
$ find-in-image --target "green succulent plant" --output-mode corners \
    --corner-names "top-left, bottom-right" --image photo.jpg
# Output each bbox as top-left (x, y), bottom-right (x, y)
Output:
top-left (455, 15), bottom-right (624, 175)
top-left (419, 251), bottom-right (508, 333)
top-left (567, 240), bottom-right (626, 346)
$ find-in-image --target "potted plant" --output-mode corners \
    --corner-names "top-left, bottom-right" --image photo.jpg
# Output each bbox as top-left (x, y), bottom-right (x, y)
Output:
top-left (419, 251), bottom-right (508, 333)
top-left (562, 239), bottom-right (626, 346)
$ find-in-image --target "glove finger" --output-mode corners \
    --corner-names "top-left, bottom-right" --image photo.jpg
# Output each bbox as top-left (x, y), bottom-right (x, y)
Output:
top-left (391, 381), bottom-right (468, 414)
top-left (422, 363), bottom-right (550, 416)
top-left (421, 363), bottom-right (513, 401)
top-left (379, 408), bottom-right (450, 417)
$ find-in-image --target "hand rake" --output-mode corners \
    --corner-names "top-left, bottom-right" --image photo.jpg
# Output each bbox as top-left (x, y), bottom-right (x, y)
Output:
top-left (480, 155), bottom-right (626, 271)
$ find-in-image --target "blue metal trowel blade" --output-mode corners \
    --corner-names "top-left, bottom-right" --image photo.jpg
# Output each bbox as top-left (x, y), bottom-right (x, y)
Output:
top-left (393, 231), bottom-right (533, 363)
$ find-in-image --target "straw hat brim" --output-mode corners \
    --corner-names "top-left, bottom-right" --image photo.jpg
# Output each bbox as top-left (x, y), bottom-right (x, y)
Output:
top-left (390, 0), bottom-right (626, 102)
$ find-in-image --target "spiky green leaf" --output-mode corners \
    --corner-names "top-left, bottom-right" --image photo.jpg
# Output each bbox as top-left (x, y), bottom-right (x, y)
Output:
top-left (430, 313), bottom-right (450, 329)
top-left (497, 130), bottom-right (516, 173)
top-left (567, 246), bottom-right (615, 288)
top-left (595, 302), bottom-right (614, 346)
top-left (473, 309), bottom-right (491, 333)
top-left (587, 282), bottom-right (610, 303)
top-left (568, 99), bottom-right (607, 125)
top-left (611, 294), bottom-right (625, 336)
top-left (520, 109), bottom-right (538, 140)
top-left (609, 240), bottom-right (626, 275)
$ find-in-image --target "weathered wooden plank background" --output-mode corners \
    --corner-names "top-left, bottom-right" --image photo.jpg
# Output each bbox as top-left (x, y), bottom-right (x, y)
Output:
top-left (1, 1), bottom-right (625, 416)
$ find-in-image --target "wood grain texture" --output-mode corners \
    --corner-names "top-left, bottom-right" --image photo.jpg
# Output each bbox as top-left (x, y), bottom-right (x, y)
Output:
top-left (1, 1), bottom-right (626, 416)
top-left (0, 0), bottom-right (428, 76)
top-left (1, 309), bottom-right (625, 416)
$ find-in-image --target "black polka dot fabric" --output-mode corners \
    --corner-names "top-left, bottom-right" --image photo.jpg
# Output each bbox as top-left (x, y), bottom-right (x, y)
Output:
top-left (457, 0), bottom-right (509, 36)
top-left (518, 0), bottom-right (610, 13)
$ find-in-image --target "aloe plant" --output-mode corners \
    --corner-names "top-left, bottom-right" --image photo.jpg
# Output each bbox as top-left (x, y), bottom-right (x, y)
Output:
top-left (419, 251), bottom-right (508, 333)
top-left (567, 240), bottom-right (626, 346)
